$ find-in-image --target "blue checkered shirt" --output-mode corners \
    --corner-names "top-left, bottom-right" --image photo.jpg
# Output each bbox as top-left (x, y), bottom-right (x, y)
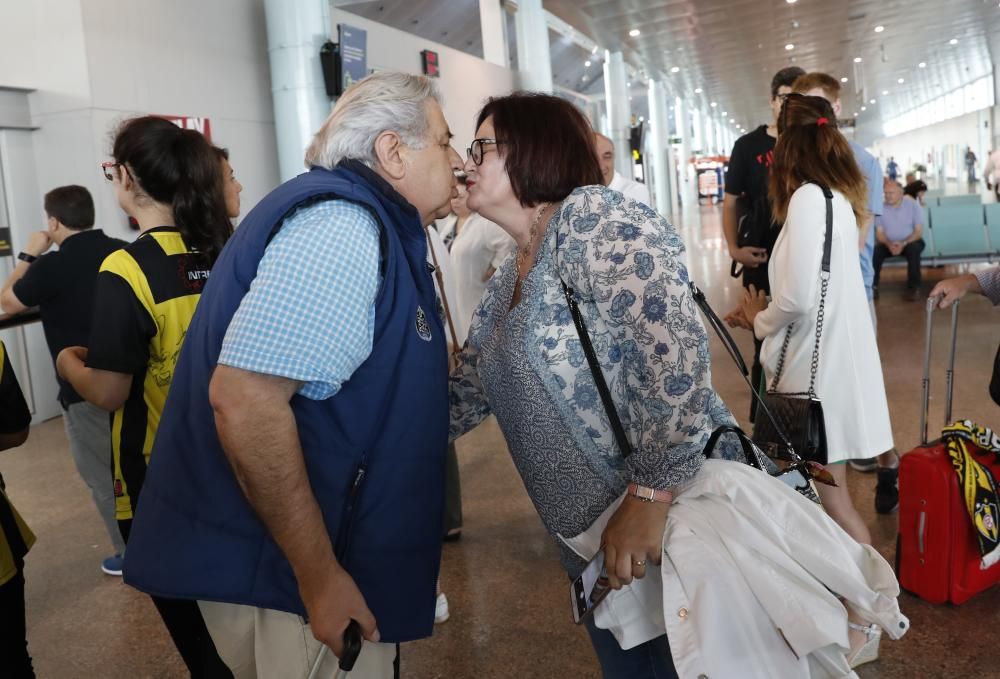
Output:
top-left (218, 200), bottom-right (380, 400)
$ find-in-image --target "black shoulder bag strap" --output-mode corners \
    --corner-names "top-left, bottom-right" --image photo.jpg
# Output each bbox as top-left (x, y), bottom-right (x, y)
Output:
top-left (559, 280), bottom-right (633, 459)
top-left (769, 184), bottom-right (834, 396)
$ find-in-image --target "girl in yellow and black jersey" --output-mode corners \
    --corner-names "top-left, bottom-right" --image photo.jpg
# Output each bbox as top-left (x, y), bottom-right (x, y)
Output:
top-left (57, 116), bottom-right (237, 678)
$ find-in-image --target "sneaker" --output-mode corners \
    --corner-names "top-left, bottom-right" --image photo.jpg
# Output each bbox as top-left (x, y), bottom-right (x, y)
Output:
top-left (875, 466), bottom-right (900, 515)
top-left (101, 553), bottom-right (124, 576)
top-left (434, 592), bottom-right (450, 624)
top-left (848, 457), bottom-right (879, 472)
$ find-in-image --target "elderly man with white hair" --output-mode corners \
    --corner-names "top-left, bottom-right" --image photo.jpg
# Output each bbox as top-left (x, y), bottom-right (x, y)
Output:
top-left (121, 72), bottom-right (461, 678)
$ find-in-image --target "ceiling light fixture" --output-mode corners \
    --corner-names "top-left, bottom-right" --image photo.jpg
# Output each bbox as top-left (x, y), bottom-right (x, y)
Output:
top-left (841, 77), bottom-right (849, 83)
top-left (585, 60), bottom-right (591, 67)
top-left (870, 99), bottom-right (876, 104)
top-left (671, 66), bottom-right (680, 73)
top-left (854, 57), bottom-right (863, 63)
top-left (898, 77), bottom-right (905, 84)
top-left (786, 0), bottom-right (797, 4)
top-left (918, 61), bottom-right (927, 68)
top-left (854, 112), bottom-right (858, 116)
top-left (722, 111), bottom-right (728, 115)
top-left (882, 90), bottom-right (888, 95)
top-left (861, 106), bottom-right (867, 111)
top-left (874, 25), bottom-right (885, 33)
top-left (785, 43), bottom-right (795, 51)
top-left (695, 87), bottom-right (703, 93)
top-left (710, 101), bottom-right (717, 107)
top-left (949, 38), bottom-right (958, 45)
top-left (629, 29), bottom-right (641, 37)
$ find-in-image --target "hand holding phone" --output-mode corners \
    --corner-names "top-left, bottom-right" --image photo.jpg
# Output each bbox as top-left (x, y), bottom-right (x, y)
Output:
top-left (570, 551), bottom-right (612, 624)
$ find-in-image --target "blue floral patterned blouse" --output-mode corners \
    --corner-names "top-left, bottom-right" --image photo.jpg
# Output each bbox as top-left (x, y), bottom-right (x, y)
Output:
top-left (449, 186), bottom-right (740, 571)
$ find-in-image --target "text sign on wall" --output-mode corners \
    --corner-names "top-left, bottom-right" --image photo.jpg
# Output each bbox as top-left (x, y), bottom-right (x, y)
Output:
top-left (339, 24), bottom-right (367, 90)
top-left (159, 115), bottom-right (213, 142)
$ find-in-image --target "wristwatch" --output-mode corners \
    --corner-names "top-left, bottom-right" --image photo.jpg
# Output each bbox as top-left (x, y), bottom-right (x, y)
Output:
top-left (17, 252), bottom-right (37, 264)
top-left (627, 482), bottom-right (674, 504)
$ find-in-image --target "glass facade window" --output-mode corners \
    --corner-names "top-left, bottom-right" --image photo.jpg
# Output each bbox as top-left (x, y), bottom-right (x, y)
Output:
top-left (883, 74), bottom-right (995, 137)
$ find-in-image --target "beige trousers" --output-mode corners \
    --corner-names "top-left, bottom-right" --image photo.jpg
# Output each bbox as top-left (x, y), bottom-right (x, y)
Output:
top-left (198, 600), bottom-right (396, 679)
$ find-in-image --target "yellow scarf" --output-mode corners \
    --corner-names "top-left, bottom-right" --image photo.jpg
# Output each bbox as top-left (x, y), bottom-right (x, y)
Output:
top-left (942, 420), bottom-right (1000, 569)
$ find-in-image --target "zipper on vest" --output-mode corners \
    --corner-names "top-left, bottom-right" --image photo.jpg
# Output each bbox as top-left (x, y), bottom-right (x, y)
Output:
top-left (334, 456), bottom-right (368, 564)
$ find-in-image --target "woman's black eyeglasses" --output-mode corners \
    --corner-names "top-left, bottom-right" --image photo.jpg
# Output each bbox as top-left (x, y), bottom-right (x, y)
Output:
top-left (467, 138), bottom-right (505, 165)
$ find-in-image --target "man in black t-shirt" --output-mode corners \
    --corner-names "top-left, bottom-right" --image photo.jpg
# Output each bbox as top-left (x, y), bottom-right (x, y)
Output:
top-left (722, 66), bottom-right (804, 420)
top-left (0, 185), bottom-right (127, 575)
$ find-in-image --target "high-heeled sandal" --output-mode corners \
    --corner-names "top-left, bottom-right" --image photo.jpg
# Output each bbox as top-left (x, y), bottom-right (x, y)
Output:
top-left (847, 621), bottom-right (882, 668)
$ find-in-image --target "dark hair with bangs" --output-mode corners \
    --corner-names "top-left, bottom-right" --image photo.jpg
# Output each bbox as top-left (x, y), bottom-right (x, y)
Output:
top-left (769, 93), bottom-right (868, 226)
top-left (475, 92), bottom-right (603, 207)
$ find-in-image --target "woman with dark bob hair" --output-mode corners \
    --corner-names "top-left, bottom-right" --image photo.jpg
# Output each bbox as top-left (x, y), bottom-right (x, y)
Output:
top-left (448, 92), bottom-right (740, 676)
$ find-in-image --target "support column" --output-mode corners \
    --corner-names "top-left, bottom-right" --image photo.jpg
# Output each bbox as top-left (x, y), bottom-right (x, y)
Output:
top-left (514, 0), bottom-right (553, 92)
top-left (692, 108), bottom-right (704, 157)
top-left (604, 51), bottom-right (631, 181)
top-left (264, 0), bottom-right (334, 182)
top-left (674, 96), bottom-right (690, 183)
top-left (479, 0), bottom-right (509, 67)
top-left (648, 79), bottom-right (673, 216)
top-left (715, 115), bottom-right (725, 155)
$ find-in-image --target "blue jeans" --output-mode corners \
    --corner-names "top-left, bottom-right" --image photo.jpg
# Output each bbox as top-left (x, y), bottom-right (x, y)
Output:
top-left (584, 617), bottom-right (678, 679)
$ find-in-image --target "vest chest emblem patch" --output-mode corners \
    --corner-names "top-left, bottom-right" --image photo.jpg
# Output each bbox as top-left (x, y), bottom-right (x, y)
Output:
top-left (415, 305), bottom-right (432, 342)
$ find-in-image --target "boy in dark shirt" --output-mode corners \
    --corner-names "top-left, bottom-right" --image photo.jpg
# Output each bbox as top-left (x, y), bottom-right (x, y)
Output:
top-left (0, 185), bottom-right (127, 574)
top-left (722, 66), bottom-right (805, 419)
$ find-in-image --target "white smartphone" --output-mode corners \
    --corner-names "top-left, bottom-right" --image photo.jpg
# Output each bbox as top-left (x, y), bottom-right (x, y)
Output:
top-left (570, 551), bottom-right (612, 624)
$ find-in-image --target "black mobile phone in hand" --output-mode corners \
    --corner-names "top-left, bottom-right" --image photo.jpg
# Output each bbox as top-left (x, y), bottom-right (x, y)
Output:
top-left (570, 551), bottom-right (612, 624)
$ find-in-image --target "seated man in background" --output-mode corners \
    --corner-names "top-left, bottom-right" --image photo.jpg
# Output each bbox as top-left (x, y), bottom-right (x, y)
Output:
top-left (593, 132), bottom-right (652, 205)
top-left (873, 180), bottom-right (925, 301)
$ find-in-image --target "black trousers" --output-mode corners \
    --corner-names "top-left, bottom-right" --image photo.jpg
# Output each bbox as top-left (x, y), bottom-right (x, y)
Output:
top-left (873, 239), bottom-right (925, 290)
top-left (0, 563), bottom-right (34, 678)
top-left (742, 263), bottom-right (770, 423)
top-left (119, 520), bottom-right (233, 679)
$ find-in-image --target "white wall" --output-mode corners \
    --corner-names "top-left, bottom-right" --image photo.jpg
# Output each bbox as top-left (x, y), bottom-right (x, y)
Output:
top-left (329, 8), bottom-right (518, 157)
top-left (0, 0), bottom-right (280, 421)
top-left (872, 106), bottom-right (997, 182)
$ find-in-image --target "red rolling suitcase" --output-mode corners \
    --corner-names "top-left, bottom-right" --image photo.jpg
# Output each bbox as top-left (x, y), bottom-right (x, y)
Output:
top-left (896, 297), bottom-right (1000, 604)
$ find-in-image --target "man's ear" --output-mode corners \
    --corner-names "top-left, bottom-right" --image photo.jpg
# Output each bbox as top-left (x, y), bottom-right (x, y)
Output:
top-left (374, 130), bottom-right (406, 180)
top-left (833, 98), bottom-right (843, 118)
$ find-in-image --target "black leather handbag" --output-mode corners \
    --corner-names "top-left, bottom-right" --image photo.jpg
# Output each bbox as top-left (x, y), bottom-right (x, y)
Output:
top-left (749, 185), bottom-right (834, 465)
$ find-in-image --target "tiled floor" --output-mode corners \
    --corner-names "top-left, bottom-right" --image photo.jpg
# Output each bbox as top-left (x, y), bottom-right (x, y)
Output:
top-left (6, 188), bottom-right (1000, 678)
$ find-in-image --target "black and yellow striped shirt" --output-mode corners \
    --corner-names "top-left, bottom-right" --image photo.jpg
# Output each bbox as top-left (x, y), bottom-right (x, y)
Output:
top-left (87, 228), bottom-right (209, 521)
top-left (0, 341), bottom-right (35, 586)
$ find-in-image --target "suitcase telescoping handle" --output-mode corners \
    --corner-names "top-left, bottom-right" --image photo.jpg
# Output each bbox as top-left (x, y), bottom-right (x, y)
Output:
top-left (307, 620), bottom-right (363, 679)
top-left (920, 295), bottom-right (960, 445)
